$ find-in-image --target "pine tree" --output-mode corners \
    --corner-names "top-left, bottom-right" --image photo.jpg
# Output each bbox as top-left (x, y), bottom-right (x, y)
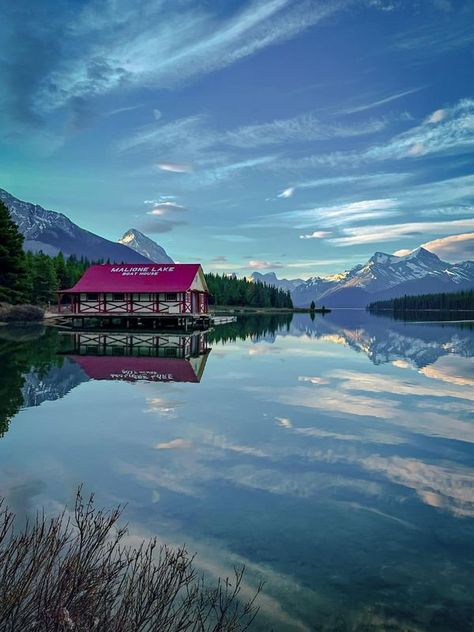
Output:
top-left (310, 300), bottom-right (316, 311)
top-left (30, 253), bottom-right (59, 306)
top-left (54, 252), bottom-right (70, 289)
top-left (0, 201), bottom-right (28, 304)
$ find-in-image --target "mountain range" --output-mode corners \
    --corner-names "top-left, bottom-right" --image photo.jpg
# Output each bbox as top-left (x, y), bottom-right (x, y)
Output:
top-left (1, 187), bottom-right (472, 306)
top-left (288, 248), bottom-right (474, 307)
top-left (0, 188), bottom-right (173, 264)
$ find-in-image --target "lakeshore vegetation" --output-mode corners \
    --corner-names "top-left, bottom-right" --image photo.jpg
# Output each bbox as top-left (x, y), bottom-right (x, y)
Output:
top-left (0, 489), bottom-right (259, 631)
top-left (0, 201), bottom-right (292, 311)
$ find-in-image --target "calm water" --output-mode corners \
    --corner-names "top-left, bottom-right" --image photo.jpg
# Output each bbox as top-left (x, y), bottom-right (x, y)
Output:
top-left (1, 312), bottom-right (473, 631)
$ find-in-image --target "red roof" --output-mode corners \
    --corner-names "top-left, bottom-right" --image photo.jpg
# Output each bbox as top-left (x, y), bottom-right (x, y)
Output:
top-left (70, 355), bottom-right (199, 382)
top-left (61, 264), bottom-right (205, 293)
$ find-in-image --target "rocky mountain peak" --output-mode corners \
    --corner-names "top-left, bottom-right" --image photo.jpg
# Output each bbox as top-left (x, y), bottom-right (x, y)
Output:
top-left (118, 229), bottom-right (173, 263)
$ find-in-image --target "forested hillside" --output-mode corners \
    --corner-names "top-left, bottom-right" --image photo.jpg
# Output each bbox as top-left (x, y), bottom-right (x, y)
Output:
top-left (368, 289), bottom-right (474, 312)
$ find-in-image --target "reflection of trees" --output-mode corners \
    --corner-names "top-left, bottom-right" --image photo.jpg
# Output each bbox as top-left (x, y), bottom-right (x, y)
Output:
top-left (208, 313), bottom-right (293, 344)
top-left (0, 327), bottom-right (62, 437)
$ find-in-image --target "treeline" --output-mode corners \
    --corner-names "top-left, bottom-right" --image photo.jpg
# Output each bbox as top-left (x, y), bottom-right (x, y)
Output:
top-left (206, 273), bottom-right (293, 309)
top-left (369, 289), bottom-right (474, 312)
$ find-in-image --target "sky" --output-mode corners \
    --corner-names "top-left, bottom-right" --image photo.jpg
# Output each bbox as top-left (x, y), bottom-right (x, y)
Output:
top-left (0, 0), bottom-right (473, 278)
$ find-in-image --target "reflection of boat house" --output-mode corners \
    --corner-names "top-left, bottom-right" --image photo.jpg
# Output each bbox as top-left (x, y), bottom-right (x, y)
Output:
top-left (62, 332), bottom-right (210, 383)
top-left (57, 264), bottom-right (209, 328)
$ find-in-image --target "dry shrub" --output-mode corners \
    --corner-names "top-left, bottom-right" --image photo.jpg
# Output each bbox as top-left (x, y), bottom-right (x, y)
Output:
top-left (0, 490), bottom-right (260, 631)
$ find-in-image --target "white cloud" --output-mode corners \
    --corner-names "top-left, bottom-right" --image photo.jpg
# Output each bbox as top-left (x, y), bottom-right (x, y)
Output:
top-left (146, 201), bottom-right (186, 216)
top-left (426, 108), bottom-right (446, 123)
top-left (395, 232), bottom-right (474, 262)
top-left (248, 260), bottom-right (283, 270)
top-left (331, 218), bottom-right (474, 246)
top-left (155, 438), bottom-right (192, 450)
top-left (278, 187), bottom-right (294, 198)
top-left (264, 198), bottom-right (399, 229)
top-left (407, 141), bottom-right (426, 156)
top-left (156, 162), bottom-right (193, 173)
top-left (299, 231), bottom-right (331, 239)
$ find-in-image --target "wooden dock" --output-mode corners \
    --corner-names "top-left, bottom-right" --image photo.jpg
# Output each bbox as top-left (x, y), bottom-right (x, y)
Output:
top-left (45, 311), bottom-right (236, 331)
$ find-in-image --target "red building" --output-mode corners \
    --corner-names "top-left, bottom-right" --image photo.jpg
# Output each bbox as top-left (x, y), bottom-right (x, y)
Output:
top-left (58, 263), bottom-right (209, 317)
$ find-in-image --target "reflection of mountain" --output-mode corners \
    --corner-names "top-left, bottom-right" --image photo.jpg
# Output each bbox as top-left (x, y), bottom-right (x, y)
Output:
top-left (288, 312), bottom-right (474, 368)
top-left (21, 360), bottom-right (89, 407)
top-left (62, 332), bottom-right (210, 383)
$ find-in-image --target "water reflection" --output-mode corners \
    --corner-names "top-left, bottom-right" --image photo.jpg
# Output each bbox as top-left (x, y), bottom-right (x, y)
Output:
top-left (0, 312), bottom-right (473, 631)
top-left (61, 332), bottom-right (211, 383)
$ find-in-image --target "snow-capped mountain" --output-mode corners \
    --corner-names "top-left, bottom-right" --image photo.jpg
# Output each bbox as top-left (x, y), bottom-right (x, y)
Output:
top-left (292, 247), bottom-right (474, 307)
top-left (250, 271), bottom-right (304, 292)
top-left (118, 229), bottom-right (173, 263)
top-left (0, 188), bottom-right (152, 263)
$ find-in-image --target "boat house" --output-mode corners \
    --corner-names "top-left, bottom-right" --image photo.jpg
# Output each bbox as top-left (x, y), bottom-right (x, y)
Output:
top-left (57, 264), bottom-right (209, 326)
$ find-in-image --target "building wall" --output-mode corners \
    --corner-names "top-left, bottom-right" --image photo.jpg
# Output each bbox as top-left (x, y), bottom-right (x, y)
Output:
top-left (74, 291), bottom-right (208, 315)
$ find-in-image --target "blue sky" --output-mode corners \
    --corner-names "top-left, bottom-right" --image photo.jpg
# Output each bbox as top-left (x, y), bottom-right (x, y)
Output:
top-left (0, 0), bottom-right (473, 277)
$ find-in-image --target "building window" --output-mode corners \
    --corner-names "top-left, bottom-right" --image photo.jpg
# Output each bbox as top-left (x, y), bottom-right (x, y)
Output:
top-left (112, 293), bottom-right (125, 301)
top-left (138, 293), bottom-right (152, 301)
top-left (165, 292), bottom-right (178, 301)
top-left (86, 293), bottom-right (98, 301)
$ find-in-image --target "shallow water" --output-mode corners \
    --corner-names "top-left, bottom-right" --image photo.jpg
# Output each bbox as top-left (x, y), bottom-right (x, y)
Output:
top-left (0, 311), bottom-right (473, 631)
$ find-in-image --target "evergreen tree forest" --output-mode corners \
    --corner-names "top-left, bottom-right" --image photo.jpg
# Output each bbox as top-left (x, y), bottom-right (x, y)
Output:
top-left (1, 201), bottom-right (293, 309)
top-left (368, 289), bottom-right (474, 312)
top-left (206, 273), bottom-right (293, 309)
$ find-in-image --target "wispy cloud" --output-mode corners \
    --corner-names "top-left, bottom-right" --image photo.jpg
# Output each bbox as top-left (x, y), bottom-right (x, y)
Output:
top-left (362, 98), bottom-right (474, 161)
top-left (276, 98), bottom-right (474, 169)
top-left (34, 0), bottom-right (347, 115)
top-left (260, 198), bottom-right (399, 230)
top-left (248, 260), bottom-right (283, 270)
top-left (224, 112), bottom-right (389, 148)
top-left (390, 6), bottom-right (474, 58)
top-left (277, 187), bottom-right (295, 199)
top-left (331, 218), bottom-right (474, 246)
top-left (339, 87), bottom-right (423, 115)
top-left (156, 162), bottom-right (194, 173)
top-left (299, 231), bottom-right (331, 240)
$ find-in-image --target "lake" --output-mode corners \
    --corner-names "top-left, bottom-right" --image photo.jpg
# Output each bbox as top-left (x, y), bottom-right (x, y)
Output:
top-left (1, 311), bottom-right (473, 631)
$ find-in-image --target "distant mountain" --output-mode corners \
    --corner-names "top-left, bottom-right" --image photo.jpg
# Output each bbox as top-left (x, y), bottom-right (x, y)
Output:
top-left (292, 248), bottom-right (474, 307)
top-left (0, 188), bottom-right (152, 263)
top-left (118, 229), bottom-right (173, 263)
top-left (251, 271), bottom-right (304, 292)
